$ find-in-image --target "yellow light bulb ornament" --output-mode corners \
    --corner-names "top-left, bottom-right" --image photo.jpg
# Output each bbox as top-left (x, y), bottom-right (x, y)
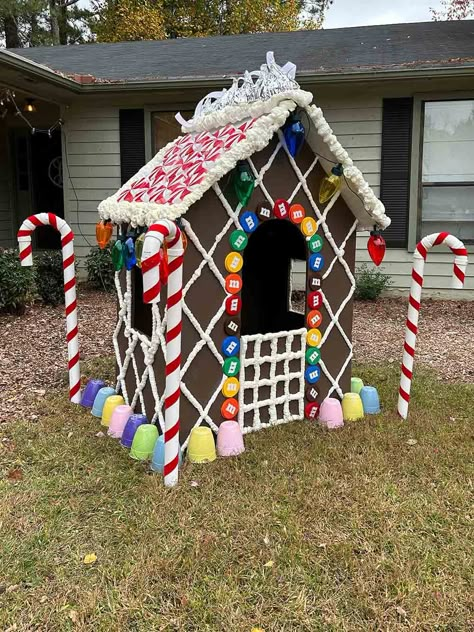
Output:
top-left (319, 163), bottom-right (344, 205)
top-left (134, 232), bottom-right (146, 268)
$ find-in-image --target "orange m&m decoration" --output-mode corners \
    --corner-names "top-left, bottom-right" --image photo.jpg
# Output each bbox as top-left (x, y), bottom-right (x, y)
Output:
top-left (307, 309), bottom-right (322, 329)
top-left (225, 274), bottom-right (242, 295)
top-left (289, 204), bottom-right (306, 224)
top-left (221, 398), bottom-right (239, 420)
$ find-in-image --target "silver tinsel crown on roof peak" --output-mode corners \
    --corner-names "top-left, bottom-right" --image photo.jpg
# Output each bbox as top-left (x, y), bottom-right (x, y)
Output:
top-left (176, 52), bottom-right (300, 130)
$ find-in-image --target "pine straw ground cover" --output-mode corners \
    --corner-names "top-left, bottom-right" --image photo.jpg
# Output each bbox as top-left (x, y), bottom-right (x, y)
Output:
top-left (0, 361), bottom-right (473, 631)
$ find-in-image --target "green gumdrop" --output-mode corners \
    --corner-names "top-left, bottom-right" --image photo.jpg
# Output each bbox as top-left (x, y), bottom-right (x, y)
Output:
top-left (306, 347), bottom-right (321, 366)
top-left (111, 240), bottom-right (124, 271)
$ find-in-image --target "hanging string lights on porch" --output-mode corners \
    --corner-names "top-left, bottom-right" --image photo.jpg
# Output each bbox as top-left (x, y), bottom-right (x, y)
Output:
top-left (0, 89), bottom-right (63, 136)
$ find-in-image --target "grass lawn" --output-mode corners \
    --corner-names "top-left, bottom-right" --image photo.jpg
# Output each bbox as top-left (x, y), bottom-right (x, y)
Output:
top-left (1, 361), bottom-right (473, 631)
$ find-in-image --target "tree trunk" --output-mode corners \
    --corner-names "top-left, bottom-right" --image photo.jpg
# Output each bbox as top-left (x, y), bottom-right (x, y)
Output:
top-left (58, 1), bottom-right (68, 44)
top-left (3, 15), bottom-right (21, 48)
top-left (49, 0), bottom-right (60, 44)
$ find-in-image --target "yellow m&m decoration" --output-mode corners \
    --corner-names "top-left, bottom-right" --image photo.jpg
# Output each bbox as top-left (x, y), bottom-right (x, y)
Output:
top-left (301, 217), bottom-right (318, 237)
top-left (225, 251), bottom-right (243, 273)
top-left (306, 328), bottom-right (322, 347)
top-left (222, 377), bottom-right (240, 397)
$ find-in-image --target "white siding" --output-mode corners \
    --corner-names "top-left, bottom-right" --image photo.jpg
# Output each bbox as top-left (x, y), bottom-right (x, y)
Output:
top-left (0, 122), bottom-right (13, 247)
top-left (62, 105), bottom-right (121, 275)
top-left (64, 93), bottom-right (472, 295)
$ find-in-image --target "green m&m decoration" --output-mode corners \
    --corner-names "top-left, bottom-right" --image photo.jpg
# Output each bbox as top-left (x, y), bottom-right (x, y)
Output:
top-left (308, 233), bottom-right (324, 253)
top-left (306, 347), bottom-right (321, 366)
top-left (223, 356), bottom-right (240, 377)
top-left (229, 229), bottom-right (248, 252)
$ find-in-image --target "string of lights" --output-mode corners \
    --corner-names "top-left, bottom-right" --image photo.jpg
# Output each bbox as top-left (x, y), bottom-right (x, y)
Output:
top-left (0, 89), bottom-right (63, 136)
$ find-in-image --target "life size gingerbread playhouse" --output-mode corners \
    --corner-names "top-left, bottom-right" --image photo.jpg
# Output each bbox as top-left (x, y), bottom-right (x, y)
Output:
top-left (98, 52), bottom-right (390, 450)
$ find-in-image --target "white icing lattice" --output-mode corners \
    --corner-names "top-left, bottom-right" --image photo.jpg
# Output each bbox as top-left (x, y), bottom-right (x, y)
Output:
top-left (238, 328), bottom-right (306, 433)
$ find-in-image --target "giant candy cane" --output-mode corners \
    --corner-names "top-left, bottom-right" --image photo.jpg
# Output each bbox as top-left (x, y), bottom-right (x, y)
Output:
top-left (17, 213), bottom-right (81, 403)
top-left (398, 232), bottom-right (468, 420)
top-left (141, 219), bottom-right (184, 487)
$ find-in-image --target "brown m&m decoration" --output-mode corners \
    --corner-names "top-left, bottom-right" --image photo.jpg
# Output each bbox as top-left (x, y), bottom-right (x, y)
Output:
top-left (273, 198), bottom-right (289, 220)
top-left (308, 272), bottom-right (322, 291)
top-left (305, 385), bottom-right (319, 402)
top-left (224, 316), bottom-right (241, 336)
top-left (256, 201), bottom-right (272, 221)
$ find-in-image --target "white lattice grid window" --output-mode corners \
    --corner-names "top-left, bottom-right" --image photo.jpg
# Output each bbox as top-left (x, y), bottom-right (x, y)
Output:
top-left (238, 328), bottom-right (306, 433)
top-left (112, 128), bottom-right (358, 447)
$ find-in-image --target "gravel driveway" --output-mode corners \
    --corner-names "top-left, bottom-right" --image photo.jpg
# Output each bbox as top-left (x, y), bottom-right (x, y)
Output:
top-left (0, 290), bottom-right (472, 423)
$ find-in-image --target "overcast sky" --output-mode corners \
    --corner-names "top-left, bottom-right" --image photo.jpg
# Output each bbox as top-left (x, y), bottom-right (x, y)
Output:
top-left (325, 0), bottom-right (442, 28)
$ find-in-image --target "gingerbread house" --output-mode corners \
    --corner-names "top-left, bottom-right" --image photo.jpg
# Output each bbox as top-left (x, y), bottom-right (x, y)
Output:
top-left (98, 53), bottom-right (390, 448)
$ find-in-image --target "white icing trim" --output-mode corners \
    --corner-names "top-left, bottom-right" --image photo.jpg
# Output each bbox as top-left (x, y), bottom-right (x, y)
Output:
top-left (304, 104), bottom-right (391, 230)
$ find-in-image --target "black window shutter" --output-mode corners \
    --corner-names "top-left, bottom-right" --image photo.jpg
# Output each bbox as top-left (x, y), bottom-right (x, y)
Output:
top-left (380, 98), bottom-right (413, 247)
top-left (119, 109), bottom-right (145, 185)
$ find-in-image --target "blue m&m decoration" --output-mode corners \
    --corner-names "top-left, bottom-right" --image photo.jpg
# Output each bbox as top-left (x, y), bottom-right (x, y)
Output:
top-left (222, 336), bottom-right (240, 358)
top-left (305, 365), bottom-right (321, 384)
top-left (240, 211), bottom-right (259, 233)
top-left (309, 253), bottom-right (325, 272)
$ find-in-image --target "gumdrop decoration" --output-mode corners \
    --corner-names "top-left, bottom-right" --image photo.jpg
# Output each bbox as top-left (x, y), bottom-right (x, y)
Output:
top-left (283, 113), bottom-right (305, 157)
top-left (367, 229), bottom-right (386, 266)
top-left (96, 221), bottom-right (113, 249)
top-left (233, 161), bottom-right (255, 206)
top-left (319, 163), bottom-right (343, 204)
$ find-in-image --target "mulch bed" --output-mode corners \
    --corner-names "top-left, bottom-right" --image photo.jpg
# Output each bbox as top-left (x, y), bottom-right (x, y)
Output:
top-left (0, 289), bottom-right (472, 423)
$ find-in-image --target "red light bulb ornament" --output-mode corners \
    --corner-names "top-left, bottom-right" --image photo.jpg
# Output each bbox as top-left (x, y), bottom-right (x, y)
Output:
top-left (367, 229), bottom-right (386, 267)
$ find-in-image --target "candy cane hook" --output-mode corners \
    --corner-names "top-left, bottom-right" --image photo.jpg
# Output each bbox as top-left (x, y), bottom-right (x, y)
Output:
top-left (141, 219), bottom-right (184, 487)
top-left (398, 232), bottom-right (468, 419)
top-left (17, 213), bottom-right (81, 403)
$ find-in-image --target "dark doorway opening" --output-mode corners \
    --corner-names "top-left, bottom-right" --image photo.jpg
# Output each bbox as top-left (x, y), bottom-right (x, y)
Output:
top-left (241, 219), bottom-right (306, 336)
top-left (31, 130), bottom-right (64, 249)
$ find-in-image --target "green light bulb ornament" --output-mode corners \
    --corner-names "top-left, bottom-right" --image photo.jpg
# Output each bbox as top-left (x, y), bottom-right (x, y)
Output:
top-left (233, 161), bottom-right (255, 206)
top-left (111, 239), bottom-right (124, 271)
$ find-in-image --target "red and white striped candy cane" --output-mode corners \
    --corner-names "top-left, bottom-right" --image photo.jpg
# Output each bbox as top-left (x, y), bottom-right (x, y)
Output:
top-left (141, 219), bottom-right (184, 487)
top-left (398, 232), bottom-right (468, 419)
top-left (17, 213), bottom-right (81, 403)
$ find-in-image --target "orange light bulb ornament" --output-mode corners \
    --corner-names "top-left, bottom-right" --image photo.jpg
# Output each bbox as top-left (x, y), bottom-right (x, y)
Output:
top-left (319, 163), bottom-right (343, 205)
top-left (96, 221), bottom-right (113, 249)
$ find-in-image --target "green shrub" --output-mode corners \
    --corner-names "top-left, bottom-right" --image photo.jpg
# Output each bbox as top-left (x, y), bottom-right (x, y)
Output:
top-left (0, 248), bottom-right (35, 314)
top-left (86, 243), bottom-right (115, 292)
top-left (355, 264), bottom-right (392, 301)
top-left (34, 250), bottom-right (64, 305)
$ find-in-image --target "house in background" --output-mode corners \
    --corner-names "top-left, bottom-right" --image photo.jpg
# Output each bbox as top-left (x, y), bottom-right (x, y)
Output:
top-left (0, 20), bottom-right (473, 296)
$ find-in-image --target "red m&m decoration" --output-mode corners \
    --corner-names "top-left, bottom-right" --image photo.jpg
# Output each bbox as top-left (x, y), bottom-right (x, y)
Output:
top-left (305, 401), bottom-right (320, 420)
top-left (273, 198), bottom-right (289, 220)
top-left (225, 295), bottom-right (242, 315)
top-left (308, 290), bottom-right (323, 310)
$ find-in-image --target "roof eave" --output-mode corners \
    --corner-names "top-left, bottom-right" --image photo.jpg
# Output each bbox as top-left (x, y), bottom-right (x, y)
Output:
top-left (0, 50), bottom-right (82, 93)
top-left (77, 63), bottom-right (474, 92)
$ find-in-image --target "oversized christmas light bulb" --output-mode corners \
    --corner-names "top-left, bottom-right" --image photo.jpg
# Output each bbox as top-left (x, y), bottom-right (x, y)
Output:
top-left (233, 161), bottom-right (255, 206)
top-left (96, 220), bottom-right (113, 249)
top-left (283, 113), bottom-right (305, 158)
top-left (367, 229), bottom-right (386, 266)
top-left (319, 163), bottom-right (343, 204)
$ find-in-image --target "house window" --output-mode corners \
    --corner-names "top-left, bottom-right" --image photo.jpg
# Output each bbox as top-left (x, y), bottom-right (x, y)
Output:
top-left (152, 111), bottom-right (193, 152)
top-left (421, 100), bottom-right (474, 243)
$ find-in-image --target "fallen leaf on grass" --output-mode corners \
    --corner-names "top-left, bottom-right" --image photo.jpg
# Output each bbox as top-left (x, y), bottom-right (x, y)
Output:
top-left (251, 628), bottom-right (265, 632)
top-left (68, 610), bottom-right (79, 623)
top-left (263, 560), bottom-right (274, 568)
top-left (406, 439), bottom-right (418, 446)
top-left (190, 480), bottom-right (199, 487)
top-left (82, 553), bottom-right (97, 565)
top-left (6, 585), bottom-right (19, 593)
top-left (7, 468), bottom-right (23, 481)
